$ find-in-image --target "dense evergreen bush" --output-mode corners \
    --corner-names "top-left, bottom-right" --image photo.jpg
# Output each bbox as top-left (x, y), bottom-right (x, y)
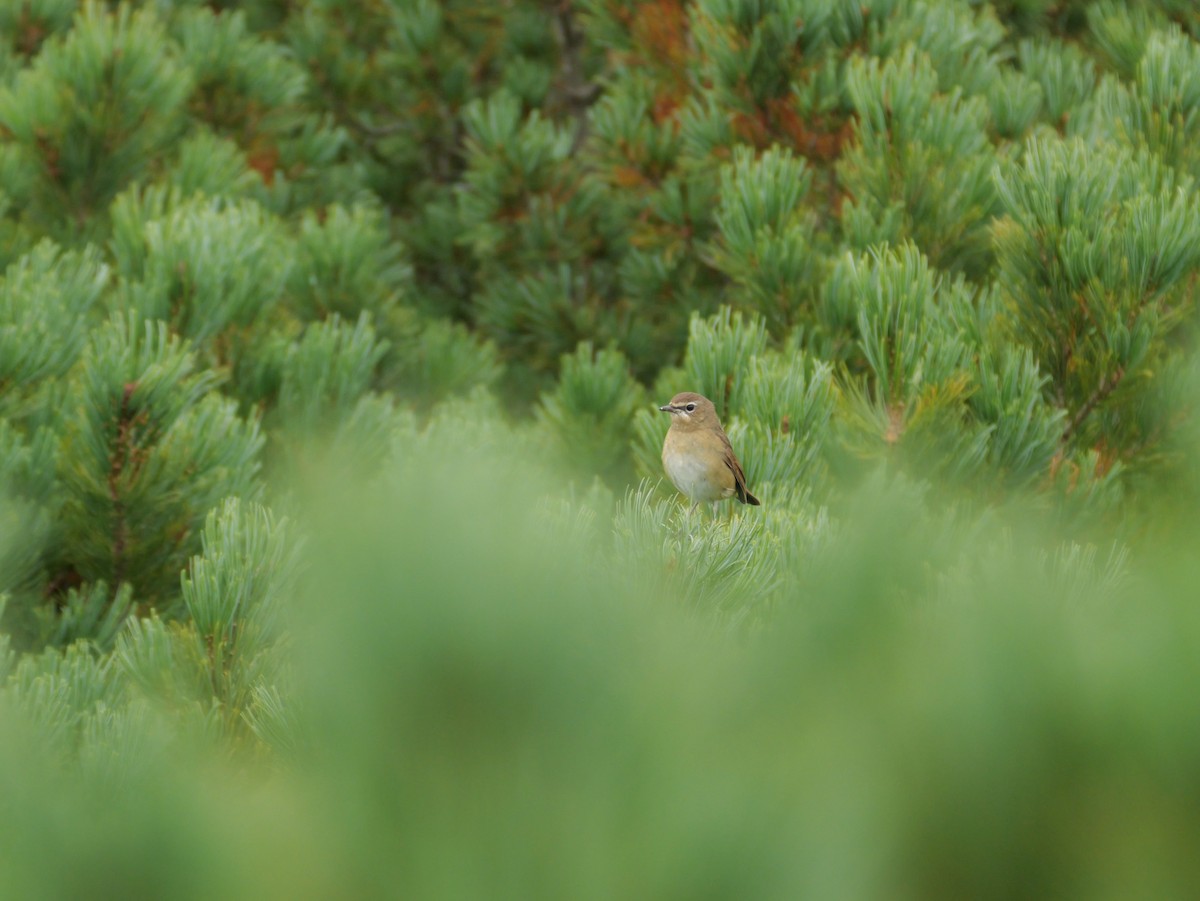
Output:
top-left (2, 1), bottom-right (1200, 895)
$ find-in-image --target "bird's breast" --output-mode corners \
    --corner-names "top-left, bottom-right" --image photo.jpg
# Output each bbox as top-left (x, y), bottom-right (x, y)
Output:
top-left (662, 429), bottom-right (734, 503)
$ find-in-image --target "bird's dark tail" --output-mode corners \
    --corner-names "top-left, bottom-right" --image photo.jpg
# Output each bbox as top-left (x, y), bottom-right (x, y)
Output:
top-left (738, 486), bottom-right (761, 506)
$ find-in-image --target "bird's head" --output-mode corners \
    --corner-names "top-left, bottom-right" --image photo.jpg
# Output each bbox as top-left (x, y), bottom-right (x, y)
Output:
top-left (658, 392), bottom-right (719, 430)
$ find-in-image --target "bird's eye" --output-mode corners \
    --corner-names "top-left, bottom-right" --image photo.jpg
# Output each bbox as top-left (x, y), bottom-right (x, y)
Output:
top-left (685, 403), bottom-right (696, 412)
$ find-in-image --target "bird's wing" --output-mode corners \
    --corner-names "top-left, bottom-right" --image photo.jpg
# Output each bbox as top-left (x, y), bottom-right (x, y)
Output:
top-left (719, 431), bottom-right (760, 505)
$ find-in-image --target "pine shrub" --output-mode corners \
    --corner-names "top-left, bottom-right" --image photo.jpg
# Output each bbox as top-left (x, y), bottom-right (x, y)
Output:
top-left (1, 2), bottom-right (1199, 895)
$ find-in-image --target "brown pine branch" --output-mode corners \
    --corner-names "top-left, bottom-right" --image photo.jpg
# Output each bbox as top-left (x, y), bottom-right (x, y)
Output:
top-left (1062, 366), bottom-right (1125, 444)
top-left (108, 381), bottom-right (137, 590)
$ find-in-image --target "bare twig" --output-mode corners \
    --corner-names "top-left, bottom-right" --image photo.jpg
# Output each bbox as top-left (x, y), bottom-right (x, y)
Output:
top-left (552, 1), bottom-right (601, 153)
top-left (346, 115), bottom-right (412, 139)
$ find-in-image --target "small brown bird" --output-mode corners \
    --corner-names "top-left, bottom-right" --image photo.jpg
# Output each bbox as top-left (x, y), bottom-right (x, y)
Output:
top-left (659, 392), bottom-right (760, 511)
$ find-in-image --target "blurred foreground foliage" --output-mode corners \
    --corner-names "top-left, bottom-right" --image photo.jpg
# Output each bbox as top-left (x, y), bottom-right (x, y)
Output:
top-left (3, 0), bottom-right (1200, 895)
top-left (4, 413), bottom-right (1200, 897)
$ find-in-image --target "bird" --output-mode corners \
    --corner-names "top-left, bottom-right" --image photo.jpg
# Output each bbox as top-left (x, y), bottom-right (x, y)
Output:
top-left (659, 392), bottom-right (760, 512)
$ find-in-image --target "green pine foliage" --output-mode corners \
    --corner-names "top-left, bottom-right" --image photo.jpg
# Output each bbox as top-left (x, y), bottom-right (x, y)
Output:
top-left (0, 240), bottom-right (108, 415)
top-left (112, 192), bottom-right (290, 343)
top-left (840, 47), bottom-right (999, 276)
top-left (0, 4), bottom-right (191, 238)
top-left (57, 315), bottom-right (263, 604)
top-left (712, 145), bottom-right (820, 330)
top-left (2, 1), bottom-right (1200, 895)
top-left (994, 136), bottom-right (1200, 457)
top-left (536, 341), bottom-right (645, 485)
top-left (287, 203), bottom-right (409, 322)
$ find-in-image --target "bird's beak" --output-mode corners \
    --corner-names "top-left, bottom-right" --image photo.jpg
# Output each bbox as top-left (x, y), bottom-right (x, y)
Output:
top-left (659, 404), bottom-right (675, 413)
